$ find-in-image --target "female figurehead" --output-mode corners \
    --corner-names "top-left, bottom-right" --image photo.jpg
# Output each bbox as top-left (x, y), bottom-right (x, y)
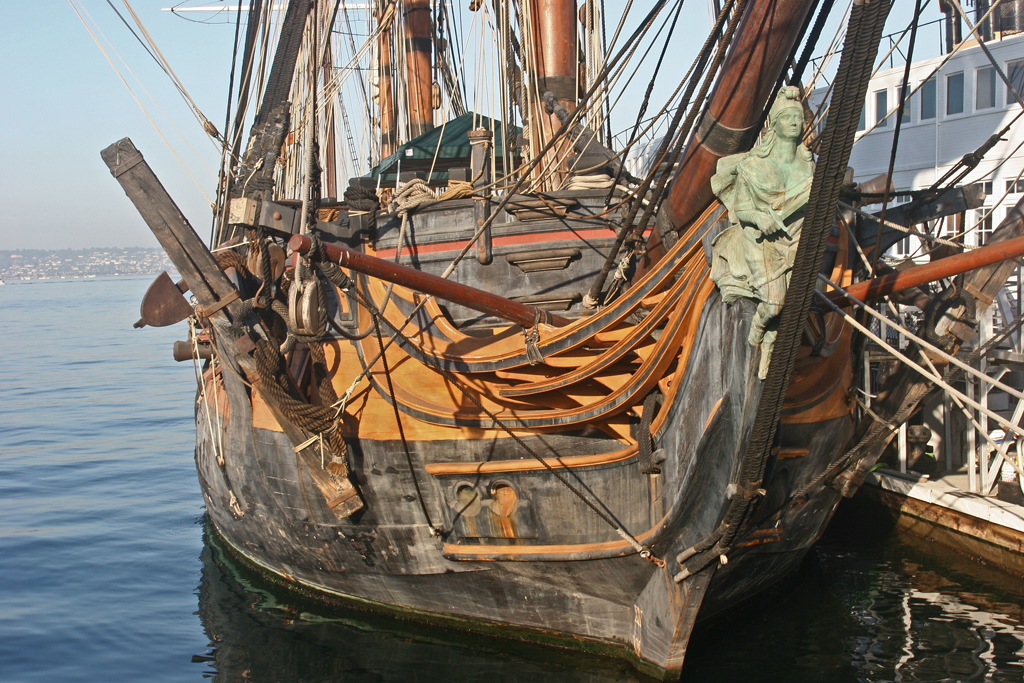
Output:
top-left (709, 86), bottom-right (815, 379)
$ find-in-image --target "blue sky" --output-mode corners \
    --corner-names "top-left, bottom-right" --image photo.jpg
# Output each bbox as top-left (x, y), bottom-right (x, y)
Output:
top-left (2, 1), bottom-right (934, 251)
top-left (2, 2), bottom-right (235, 250)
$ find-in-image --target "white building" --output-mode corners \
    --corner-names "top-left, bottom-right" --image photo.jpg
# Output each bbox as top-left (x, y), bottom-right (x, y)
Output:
top-left (813, 29), bottom-right (1024, 258)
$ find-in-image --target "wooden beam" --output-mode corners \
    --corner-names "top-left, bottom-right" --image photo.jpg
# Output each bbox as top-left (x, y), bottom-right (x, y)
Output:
top-left (101, 137), bottom-right (238, 313)
top-left (289, 234), bottom-right (570, 328)
top-left (102, 137), bottom-right (363, 519)
top-left (826, 230), bottom-right (1024, 308)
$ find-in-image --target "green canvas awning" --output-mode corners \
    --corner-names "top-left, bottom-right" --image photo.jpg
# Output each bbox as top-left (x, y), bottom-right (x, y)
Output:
top-left (368, 113), bottom-right (520, 184)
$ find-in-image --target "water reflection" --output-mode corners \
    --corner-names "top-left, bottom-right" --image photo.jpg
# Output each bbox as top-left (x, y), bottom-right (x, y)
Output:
top-left (846, 534), bottom-right (1024, 683)
top-left (194, 526), bottom-right (643, 682)
top-left (194, 507), bottom-right (1024, 682)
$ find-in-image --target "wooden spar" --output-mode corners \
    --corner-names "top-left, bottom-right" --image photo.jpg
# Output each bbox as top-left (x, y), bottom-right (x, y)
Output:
top-left (378, 1), bottom-right (397, 158)
top-left (288, 234), bottom-right (569, 328)
top-left (649, 0), bottom-right (817, 264)
top-left (527, 0), bottom-right (577, 183)
top-left (102, 137), bottom-right (364, 518)
top-left (403, 0), bottom-right (434, 139)
top-left (531, 0), bottom-right (577, 110)
top-left (827, 232), bottom-right (1024, 308)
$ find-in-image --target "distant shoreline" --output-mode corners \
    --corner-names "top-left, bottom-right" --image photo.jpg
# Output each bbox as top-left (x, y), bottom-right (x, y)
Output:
top-left (0, 247), bottom-right (174, 281)
top-left (2, 272), bottom-right (179, 282)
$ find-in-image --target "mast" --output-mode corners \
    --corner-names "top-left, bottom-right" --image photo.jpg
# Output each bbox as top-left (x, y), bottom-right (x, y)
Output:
top-left (320, 14), bottom-right (338, 198)
top-left (403, 0), bottom-right (434, 139)
top-left (650, 0), bottom-right (817, 261)
top-left (526, 0), bottom-right (577, 184)
top-left (377, 1), bottom-right (397, 158)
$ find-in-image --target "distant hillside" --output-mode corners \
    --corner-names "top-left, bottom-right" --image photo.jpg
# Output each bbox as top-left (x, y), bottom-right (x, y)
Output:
top-left (0, 248), bottom-right (173, 280)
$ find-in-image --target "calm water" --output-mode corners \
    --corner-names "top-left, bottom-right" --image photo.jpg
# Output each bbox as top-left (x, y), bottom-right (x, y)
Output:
top-left (2, 276), bottom-right (1023, 682)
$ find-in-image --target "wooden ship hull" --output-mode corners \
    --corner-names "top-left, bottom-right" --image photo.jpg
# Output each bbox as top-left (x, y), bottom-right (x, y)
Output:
top-left (101, 0), bottom-right (1024, 677)
top-left (191, 208), bottom-right (856, 675)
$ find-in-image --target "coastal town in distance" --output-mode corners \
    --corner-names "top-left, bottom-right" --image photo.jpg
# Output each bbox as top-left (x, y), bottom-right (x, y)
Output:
top-left (0, 248), bottom-right (173, 281)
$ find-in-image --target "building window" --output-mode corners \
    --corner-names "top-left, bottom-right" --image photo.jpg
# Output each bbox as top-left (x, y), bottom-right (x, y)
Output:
top-left (897, 86), bottom-right (912, 123)
top-left (942, 215), bottom-right (959, 241)
top-left (947, 72), bottom-right (964, 115)
top-left (1008, 58), bottom-right (1024, 105)
top-left (984, 181), bottom-right (994, 196)
top-left (875, 90), bottom-right (888, 126)
top-left (857, 102), bottom-right (866, 132)
top-left (977, 209), bottom-right (994, 245)
top-left (977, 66), bottom-right (996, 109)
top-left (1007, 178), bottom-right (1024, 193)
top-left (894, 235), bottom-right (912, 256)
top-left (921, 77), bottom-right (936, 120)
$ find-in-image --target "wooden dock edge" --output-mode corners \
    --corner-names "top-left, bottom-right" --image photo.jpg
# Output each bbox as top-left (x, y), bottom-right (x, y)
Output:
top-left (859, 470), bottom-right (1024, 577)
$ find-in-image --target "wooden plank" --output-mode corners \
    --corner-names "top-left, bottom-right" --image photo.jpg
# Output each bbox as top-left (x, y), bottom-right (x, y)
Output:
top-left (102, 138), bottom-right (363, 518)
top-left (424, 445), bottom-right (638, 475)
top-left (220, 322), bottom-right (363, 519)
top-left (499, 258), bottom-right (703, 398)
top-left (100, 138), bottom-right (237, 310)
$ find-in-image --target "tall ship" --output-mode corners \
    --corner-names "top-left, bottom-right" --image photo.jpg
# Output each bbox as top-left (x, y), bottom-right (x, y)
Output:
top-left (100, 0), bottom-right (1024, 676)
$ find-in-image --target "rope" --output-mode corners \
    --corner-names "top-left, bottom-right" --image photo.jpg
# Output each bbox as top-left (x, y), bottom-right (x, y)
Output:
top-left (843, 0), bottom-right (1005, 142)
top-left (107, 0), bottom-right (223, 145)
top-left (391, 177), bottom-right (439, 215)
top-left (70, 0), bottom-right (215, 204)
top-left (838, 201), bottom-right (979, 251)
top-left (252, 337), bottom-right (349, 467)
top-left (370, 313), bottom-right (443, 538)
top-left (637, 390), bottom-right (663, 474)
top-left (814, 290), bottom-right (1024, 483)
top-left (344, 183), bottom-right (380, 241)
top-left (323, 0), bottom-right (696, 424)
top-left (190, 317), bottom-right (225, 468)
top-left (871, 0), bottom-right (922, 272)
top-left (317, 261), bottom-right (375, 340)
top-left (562, 174), bottom-right (619, 191)
top-left (586, 0), bottom-right (740, 307)
top-left (949, 0), bottom-right (1024, 111)
top-left (947, 307), bottom-right (1024, 384)
top-left (437, 179), bottom-right (476, 201)
top-left (791, 0), bottom-right (837, 86)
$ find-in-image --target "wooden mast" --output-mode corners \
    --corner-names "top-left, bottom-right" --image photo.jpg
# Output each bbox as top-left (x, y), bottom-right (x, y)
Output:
top-left (527, 0), bottom-right (577, 186)
top-left (377, 1), bottom-right (397, 159)
top-left (319, 8), bottom-right (338, 199)
top-left (403, 0), bottom-right (435, 139)
top-left (647, 0), bottom-right (817, 265)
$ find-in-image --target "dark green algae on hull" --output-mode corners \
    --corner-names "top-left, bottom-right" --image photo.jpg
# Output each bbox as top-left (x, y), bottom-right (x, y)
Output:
top-left (198, 502), bottom-right (1024, 682)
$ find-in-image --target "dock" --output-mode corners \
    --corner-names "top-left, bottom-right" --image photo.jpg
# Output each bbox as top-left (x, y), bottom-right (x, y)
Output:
top-left (860, 469), bottom-right (1024, 576)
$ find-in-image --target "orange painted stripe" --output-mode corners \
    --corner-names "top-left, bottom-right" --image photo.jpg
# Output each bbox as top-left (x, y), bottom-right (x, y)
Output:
top-left (424, 445), bottom-right (638, 476)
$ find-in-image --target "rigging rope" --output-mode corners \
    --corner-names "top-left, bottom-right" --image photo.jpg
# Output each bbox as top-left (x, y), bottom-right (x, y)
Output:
top-left (871, 0), bottom-right (922, 272)
top-left (586, 0), bottom-right (741, 308)
top-left (371, 312), bottom-right (443, 538)
top-left (70, 0), bottom-right (215, 204)
top-left (348, 284), bottom-right (653, 559)
top-left (309, 241), bottom-right (659, 562)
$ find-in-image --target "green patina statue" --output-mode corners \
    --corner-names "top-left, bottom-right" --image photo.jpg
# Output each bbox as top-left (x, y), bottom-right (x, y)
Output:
top-left (709, 86), bottom-right (815, 379)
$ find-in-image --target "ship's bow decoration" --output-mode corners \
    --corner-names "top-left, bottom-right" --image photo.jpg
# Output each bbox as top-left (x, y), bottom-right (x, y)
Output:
top-left (709, 86), bottom-right (814, 378)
